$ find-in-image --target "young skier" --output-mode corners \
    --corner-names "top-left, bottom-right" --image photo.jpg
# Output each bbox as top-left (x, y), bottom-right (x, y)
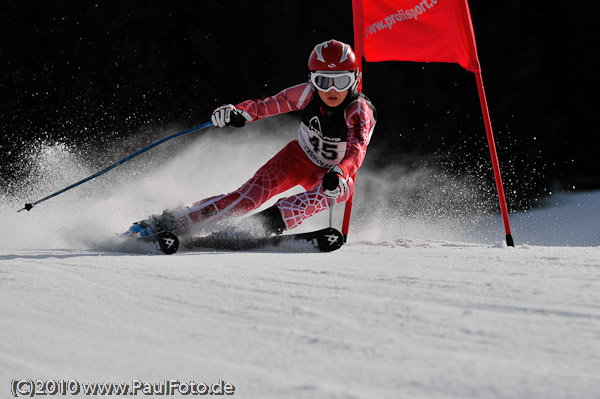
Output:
top-left (125, 39), bottom-right (376, 239)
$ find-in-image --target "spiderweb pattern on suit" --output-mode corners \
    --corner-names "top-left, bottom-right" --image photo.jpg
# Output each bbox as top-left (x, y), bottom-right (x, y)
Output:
top-left (276, 175), bottom-right (354, 230)
top-left (170, 141), bottom-right (314, 234)
top-left (276, 189), bottom-right (331, 230)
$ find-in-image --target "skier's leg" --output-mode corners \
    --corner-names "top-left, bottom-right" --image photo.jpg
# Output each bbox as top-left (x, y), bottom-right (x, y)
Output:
top-left (275, 176), bottom-right (355, 231)
top-left (125, 141), bottom-right (310, 237)
top-left (125, 183), bottom-right (288, 237)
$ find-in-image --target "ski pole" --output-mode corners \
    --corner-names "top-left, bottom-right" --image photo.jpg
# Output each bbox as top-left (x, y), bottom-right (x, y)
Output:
top-left (329, 197), bottom-right (335, 228)
top-left (17, 121), bottom-right (213, 213)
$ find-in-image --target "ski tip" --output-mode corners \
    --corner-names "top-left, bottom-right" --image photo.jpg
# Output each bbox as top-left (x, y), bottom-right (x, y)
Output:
top-left (138, 231), bottom-right (179, 255)
top-left (316, 227), bottom-right (344, 252)
top-left (277, 227), bottom-right (344, 252)
top-left (157, 231), bottom-right (179, 255)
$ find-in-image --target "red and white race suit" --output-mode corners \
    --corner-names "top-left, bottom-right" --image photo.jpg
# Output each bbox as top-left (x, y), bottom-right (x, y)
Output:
top-left (171, 82), bottom-right (376, 234)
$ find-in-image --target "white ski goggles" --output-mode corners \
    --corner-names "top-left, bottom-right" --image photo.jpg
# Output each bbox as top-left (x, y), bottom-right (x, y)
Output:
top-left (310, 71), bottom-right (357, 92)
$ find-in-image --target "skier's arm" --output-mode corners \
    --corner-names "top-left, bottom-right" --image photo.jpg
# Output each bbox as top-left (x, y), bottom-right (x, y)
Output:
top-left (338, 97), bottom-right (377, 177)
top-left (234, 83), bottom-right (315, 122)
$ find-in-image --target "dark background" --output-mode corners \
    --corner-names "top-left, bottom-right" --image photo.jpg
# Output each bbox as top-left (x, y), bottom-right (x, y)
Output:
top-left (1, 1), bottom-right (599, 210)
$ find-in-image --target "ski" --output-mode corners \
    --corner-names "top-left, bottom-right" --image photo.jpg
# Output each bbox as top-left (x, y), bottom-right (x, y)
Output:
top-left (279, 227), bottom-right (344, 252)
top-left (185, 227), bottom-right (344, 253)
top-left (120, 231), bottom-right (180, 255)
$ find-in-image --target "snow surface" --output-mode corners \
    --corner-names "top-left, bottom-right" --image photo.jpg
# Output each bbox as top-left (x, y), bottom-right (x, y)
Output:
top-left (1, 122), bottom-right (599, 398)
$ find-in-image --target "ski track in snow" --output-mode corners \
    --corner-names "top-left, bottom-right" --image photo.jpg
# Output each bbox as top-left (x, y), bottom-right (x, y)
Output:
top-left (1, 130), bottom-right (599, 398)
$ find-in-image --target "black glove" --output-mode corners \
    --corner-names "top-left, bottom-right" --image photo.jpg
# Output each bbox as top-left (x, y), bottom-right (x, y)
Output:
top-left (322, 165), bottom-right (348, 198)
top-left (211, 104), bottom-right (250, 128)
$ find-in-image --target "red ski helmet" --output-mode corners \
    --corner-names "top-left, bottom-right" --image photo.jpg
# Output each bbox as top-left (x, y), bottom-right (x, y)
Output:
top-left (308, 39), bottom-right (357, 72)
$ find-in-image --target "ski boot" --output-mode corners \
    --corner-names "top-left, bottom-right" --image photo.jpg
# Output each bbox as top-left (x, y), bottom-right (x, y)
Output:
top-left (124, 220), bottom-right (157, 237)
top-left (196, 205), bottom-right (286, 248)
top-left (124, 210), bottom-right (179, 238)
top-left (242, 204), bottom-right (286, 237)
top-left (221, 204), bottom-right (286, 239)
